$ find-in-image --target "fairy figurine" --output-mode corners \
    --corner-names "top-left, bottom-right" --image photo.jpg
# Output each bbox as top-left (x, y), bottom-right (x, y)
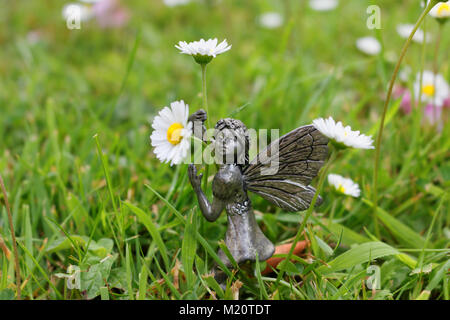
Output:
top-left (187, 110), bottom-right (329, 277)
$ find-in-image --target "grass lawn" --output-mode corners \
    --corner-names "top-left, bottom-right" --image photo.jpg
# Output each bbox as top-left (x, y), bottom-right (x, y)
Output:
top-left (0, 0), bottom-right (448, 300)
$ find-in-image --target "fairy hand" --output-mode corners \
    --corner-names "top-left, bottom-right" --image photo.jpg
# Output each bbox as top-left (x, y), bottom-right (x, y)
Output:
top-left (188, 164), bottom-right (203, 191)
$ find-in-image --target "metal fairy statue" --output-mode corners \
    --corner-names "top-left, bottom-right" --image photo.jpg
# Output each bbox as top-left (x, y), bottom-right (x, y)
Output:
top-left (187, 110), bottom-right (329, 279)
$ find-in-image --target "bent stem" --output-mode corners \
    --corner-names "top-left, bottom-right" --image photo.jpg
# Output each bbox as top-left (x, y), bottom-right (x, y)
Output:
top-left (372, 1), bottom-right (436, 239)
top-left (0, 174), bottom-right (21, 299)
top-left (275, 149), bottom-right (337, 286)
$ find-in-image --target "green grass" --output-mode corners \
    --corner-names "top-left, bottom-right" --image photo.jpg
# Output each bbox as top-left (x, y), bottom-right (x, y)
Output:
top-left (0, 0), bottom-right (449, 300)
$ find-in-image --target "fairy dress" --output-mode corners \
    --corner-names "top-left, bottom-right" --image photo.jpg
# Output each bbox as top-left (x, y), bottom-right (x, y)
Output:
top-left (212, 164), bottom-right (275, 266)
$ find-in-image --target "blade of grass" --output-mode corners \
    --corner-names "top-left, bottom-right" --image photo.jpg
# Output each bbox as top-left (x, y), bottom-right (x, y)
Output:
top-left (154, 258), bottom-right (181, 299)
top-left (254, 252), bottom-right (269, 300)
top-left (181, 208), bottom-right (198, 288)
top-left (124, 201), bottom-right (169, 270)
top-left (138, 261), bottom-right (148, 300)
top-left (144, 183), bottom-right (233, 278)
top-left (0, 174), bottom-right (21, 299)
top-left (363, 198), bottom-right (426, 249)
top-left (125, 243), bottom-right (134, 300)
top-left (18, 242), bottom-right (63, 299)
top-left (317, 241), bottom-right (399, 274)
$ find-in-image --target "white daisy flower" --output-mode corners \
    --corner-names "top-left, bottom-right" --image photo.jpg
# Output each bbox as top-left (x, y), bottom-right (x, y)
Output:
top-left (62, 3), bottom-right (94, 22)
top-left (175, 38), bottom-right (231, 64)
top-left (150, 100), bottom-right (193, 166)
top-left (413, 70), bottom-right (450, 107)
top-left (259, 12), bottom-right (283, 29)
top-left (312, 117), bottom-right (375, 149)
top-left (163, 0), bottom-right (191, 7)
top-left (309, 0), bottom-right (338, 12)
top-left (328, 174), bottom-right (361, 197)
top-left (429, 0), bottom-right (450, 20)
top-left (396, 24), bottom-right (431, 44)
top-left (356, 37), bottom-right (381, 56)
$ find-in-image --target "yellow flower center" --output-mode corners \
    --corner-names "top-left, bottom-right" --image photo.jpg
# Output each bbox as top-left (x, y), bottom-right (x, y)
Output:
top-left (437, 3), bottom-right (450, 15)
top-left (422, 84), bottom-right (435, 97)
top-left (337, 184), bottom-right (346, 194)
top-left (167, 123), bottom-right (184, 145)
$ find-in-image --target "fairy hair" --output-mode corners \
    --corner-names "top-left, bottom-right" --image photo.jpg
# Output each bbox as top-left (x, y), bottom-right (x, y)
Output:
top-left (214, 118), bottom-right (250, 165)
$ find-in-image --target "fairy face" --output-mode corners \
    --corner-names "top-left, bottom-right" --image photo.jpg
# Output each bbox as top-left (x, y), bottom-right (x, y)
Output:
top-left (214, 127), bottom-right (247, 165)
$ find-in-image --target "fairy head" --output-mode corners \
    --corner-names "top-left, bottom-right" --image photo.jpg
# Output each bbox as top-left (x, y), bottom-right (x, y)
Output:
top-left (213, 118), bottom-right (249, 165)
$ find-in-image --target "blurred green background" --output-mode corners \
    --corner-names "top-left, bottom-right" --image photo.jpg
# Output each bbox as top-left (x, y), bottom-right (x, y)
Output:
top-left (0, 0), bottom-right (448, 300)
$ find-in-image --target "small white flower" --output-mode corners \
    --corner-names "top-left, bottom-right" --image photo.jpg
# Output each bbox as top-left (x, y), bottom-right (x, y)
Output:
top-left (150, 100), bottom-right (193, 166)
top-left (429, 0), bottom-right (450, 19)
top-left (356, 37), bottom-right (381, 56)
top-left (309, 0), bottom-right (338, 11)
top-left (396, 24), bottom-right (431, 44)
top-left (312, 117), bottom-right (374, 149)
top-left (163, 0), bottom-right (191, 7)
top-left (62, 3), bottom-right (94, 22)
top-left (328, 174), bottom-right (361, 197)
top-left (414, 70), bottom-right (450, 107)
top-left (259, 12), bottom-right (283, 29)
top-left (175, 38), bottom-right (231, 64)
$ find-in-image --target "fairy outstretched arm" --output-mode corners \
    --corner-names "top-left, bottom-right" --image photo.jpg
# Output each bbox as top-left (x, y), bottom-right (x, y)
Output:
top-left (188, 164), bottom-right (225, 222)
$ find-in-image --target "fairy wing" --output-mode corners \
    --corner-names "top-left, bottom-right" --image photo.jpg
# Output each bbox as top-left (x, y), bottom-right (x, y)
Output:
top-left (242, 125), bottom-right (328, 212)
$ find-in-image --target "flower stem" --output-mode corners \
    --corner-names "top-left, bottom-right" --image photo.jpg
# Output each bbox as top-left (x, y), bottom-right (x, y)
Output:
top-left (415, 17), bottom-right (427, 126)
top-left (432, 23), bottom-right (442, 124)
top-left (372, 1), bottom-right (436, 239)
top-left (328, 198), bottom-right (338, 226)
top-left (275, 149), bottom-right (337, 286)
top-left (0, 174), bottom-right (21, 300)
top-left (201, 63), bottom-right (210, 129)
top-left (201, 63), bottom-right (210, 191)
